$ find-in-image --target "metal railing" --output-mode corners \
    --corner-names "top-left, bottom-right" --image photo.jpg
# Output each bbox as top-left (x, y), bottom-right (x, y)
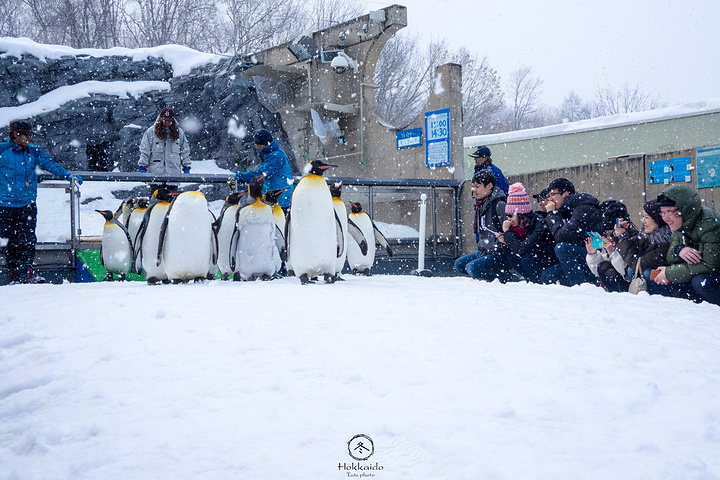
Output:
top-left (11, 172), bottom-right (462, 278)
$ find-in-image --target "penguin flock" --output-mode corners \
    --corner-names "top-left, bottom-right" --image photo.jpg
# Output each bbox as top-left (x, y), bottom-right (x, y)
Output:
top-left (96, 160), bottom-right (393, 284)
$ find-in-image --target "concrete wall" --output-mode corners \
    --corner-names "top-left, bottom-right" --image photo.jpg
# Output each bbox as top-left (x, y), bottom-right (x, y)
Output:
top-left (463, 111), bottom-right (720, 177)
top-left (246, 5), bottom-right (467, 183)
top-left (457, 148), bottom-right (720, 255)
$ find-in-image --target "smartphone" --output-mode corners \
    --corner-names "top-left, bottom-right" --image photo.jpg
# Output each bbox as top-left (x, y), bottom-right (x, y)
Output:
top-left (587, 232), bottom-right (603, 249)
top-left (615, 218), bottom-right (621, 227)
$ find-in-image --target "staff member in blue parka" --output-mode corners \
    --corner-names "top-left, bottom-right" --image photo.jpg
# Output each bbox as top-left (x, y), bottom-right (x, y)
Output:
top-left (228, 129), bottom-right (294, 210)
top-left (0, 121), bottom-right (83, 284)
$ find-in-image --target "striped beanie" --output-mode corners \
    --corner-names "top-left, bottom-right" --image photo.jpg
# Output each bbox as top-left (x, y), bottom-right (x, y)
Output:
top-left (505, 183), bottom-right (532, 214)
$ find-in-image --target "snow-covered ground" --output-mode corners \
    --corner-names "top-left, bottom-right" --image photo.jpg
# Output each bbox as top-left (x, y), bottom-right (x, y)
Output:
top-left (1, 275), bottom-right (719, 480)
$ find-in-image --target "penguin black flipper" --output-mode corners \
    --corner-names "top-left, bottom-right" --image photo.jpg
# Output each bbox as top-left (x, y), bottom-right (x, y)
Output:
top-left (228, 204), bottom-right (242, 272)
top-left (334, 210), bottom-right (345, 258)
top-left (275, 224), bottom-right (286, 262)
top-left (347, 218), bottom-right (369, 256)
top-left (371, 220), bottom-right (393, 257)
top-left (132, 204), bottom-right (154, 274)
top-left (156, 196), bottom-right (178, 268)
top-left (284, 208), bottom-right (292, 266)
top-left (209, 210), bottom-right (219, 266)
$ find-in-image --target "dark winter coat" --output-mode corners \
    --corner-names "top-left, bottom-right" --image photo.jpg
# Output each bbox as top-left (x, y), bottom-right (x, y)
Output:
top-left (503, 210), bottom-right (556, 258)
top-left (660, 185), bottom-right (720, 283)
top-left (616, 225), bottom-right (672, 271)
top-left (545, 192), bottom-right (603, 246)
top-left (0, 140), bottom-right (70, 208)
top-left (474, 185), bottom-right (507, 255)
top-left (234, 140), bottom-right (294, 208)
top-left (474, 163), bottom-right (509, 196)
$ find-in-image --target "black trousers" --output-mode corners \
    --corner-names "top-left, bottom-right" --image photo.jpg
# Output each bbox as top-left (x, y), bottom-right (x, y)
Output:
top-left (0, 203), bottom-right (38, 274)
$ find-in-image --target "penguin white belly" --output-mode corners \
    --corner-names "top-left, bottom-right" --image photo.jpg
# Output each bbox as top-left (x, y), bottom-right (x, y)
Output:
top-left (127, 209), bottom-right (146, 249)
top-left (235, 207), bottom-right (280, 279)
top-left (216, 205), bottom-right (240, 277)
top-left (288, 176), bottom-right (336, 277)
top-left (347, 212), bottom-right (376, 271)
top-left (101, 223), bottom-right (132, 274)
top-left (163, 192), bottom-right (213, 281)
top-left (333, 198), bottom-right (348, 274)
top-left (140, 202), bottom-right (169, 281)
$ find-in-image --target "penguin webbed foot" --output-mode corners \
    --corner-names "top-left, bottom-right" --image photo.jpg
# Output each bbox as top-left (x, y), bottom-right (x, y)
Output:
top-left (333, 274), bottom-right (345, 282)
top-left (299, 274), bottom-right (315, 285)
top-left (323, 273), bottom-right (336, 284)
top-left (363, 268), bottom-right (372, 276)
top-left (104, 272), bottom-right (114, 282)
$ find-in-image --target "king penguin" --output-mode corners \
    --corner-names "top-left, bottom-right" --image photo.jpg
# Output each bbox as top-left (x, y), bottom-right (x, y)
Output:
top-left (160, 190), bottom-right (214, 283)
top-left (347, 202), bottom-right (393, 275)
top-left (286, 160), bottom-right (342, 284)
top-left (214, 191), bottom-right (246, 280)
top-left (127, 197), bottom-right (148, 272)
top-left (96, 209), bottom-right (133, 281)
top-left (230, 175), bottom-right (281, 280)
top-left (135, 188), bottom-right (174, 284)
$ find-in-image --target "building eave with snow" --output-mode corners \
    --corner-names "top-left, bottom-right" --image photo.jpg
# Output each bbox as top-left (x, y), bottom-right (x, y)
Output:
top-left (464, 100), bottom-right (720, 176)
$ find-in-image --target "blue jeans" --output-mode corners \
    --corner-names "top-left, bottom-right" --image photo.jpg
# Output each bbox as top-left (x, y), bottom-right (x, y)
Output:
top-left (691, 273), bottom-right (720, 306)
top-left (455, 251), bottom-right (512, 282)
top-left (541, 243), bottom-right (593, 286)
top-left (508, 252), bottom-right (558, 284)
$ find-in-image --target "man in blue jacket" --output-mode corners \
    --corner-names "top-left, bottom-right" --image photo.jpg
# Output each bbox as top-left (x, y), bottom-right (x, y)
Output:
top-left (228, 129), bottom-right (294, 210)
top-left (1, 121), bottom-right (83, 284)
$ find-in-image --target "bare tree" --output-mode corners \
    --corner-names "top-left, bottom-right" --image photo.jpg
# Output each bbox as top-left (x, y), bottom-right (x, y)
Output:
top-left (304, 0), bottom-right (365, 31)
top-left (594, 82), bottom-right (666, 116)
top-left (373, 34), bottom-right (449, 128)
top-left (222, 0), bottom-right (301, 56)
top-left (19, 0), bottom-right (126, 48)
top-left (558, 91), bottom-right (594, 122)
top-left (448, 48), bottom-right (504, 136)
top-left (506, 65), bottom-right (543, 130)
top-left (1, 0), bottom-right (33, 37)
top-left (125, 0), bottom-right (220, 51)
top-left (374, 35), bottom-right (505, 134)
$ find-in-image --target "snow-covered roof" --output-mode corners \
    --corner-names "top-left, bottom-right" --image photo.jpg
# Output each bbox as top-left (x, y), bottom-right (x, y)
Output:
top-left (0, 36), bottom-right (224, 77)
top-left (465, 99), bottom-right (720, 147)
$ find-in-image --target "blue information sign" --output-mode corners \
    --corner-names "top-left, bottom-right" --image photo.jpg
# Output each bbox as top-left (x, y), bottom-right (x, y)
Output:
top-left (648, 156), bottom-right (691, 185)
top-left (396, 128), bottom-right (422, 150)
top-left (425, 108), bottom-right (450, 168)
top-left (697, 144), bottom-right (720, 189)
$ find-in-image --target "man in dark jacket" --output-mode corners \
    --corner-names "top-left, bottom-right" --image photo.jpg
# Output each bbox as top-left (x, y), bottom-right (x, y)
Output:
top-left (454, 170), bottom-right (509, 280)
top-left (469, 145), bottom-right (509, 195)
top-left (1, 121), bottom-right (83, 284)
top-left (229, 129), bottom-right (294, 210)
top-left (653, 185), bottom-right (720, 305)
top-left (540, 177), bottom-right (603, 286)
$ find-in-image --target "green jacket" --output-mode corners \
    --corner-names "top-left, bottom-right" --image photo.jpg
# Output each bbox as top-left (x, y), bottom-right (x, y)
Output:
top-left (661, 185), bottom-right (720, 283)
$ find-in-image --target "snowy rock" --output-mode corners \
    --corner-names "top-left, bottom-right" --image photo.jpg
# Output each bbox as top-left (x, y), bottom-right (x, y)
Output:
top-left (0, 43), bottom-right (297, 175)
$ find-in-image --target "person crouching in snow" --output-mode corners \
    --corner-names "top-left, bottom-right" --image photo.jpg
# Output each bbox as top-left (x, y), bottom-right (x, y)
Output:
top-left (497, 183), bottom-right (557, 283)
top-left (454, 170), bottom-right (510, 281)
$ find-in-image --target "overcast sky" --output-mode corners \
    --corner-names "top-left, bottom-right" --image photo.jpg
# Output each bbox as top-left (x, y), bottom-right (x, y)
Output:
top-left (361, 0), bottom-right (720, 108)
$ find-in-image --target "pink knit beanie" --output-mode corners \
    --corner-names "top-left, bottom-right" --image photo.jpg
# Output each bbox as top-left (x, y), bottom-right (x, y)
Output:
top-left (505, 183), bottom-right (532, 214)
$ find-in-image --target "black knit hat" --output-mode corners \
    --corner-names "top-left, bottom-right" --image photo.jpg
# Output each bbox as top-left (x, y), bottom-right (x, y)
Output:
top-left (600, 200), bottom-right (629, 231)
top-left (253, 129), bottom-right (273, 146)
top-left (547, 177), bottom-right (575, 195)
top-left (655, 193), bottom-right (677, 207)
top-left (9, 121), bottom-right (34, 134)
top-left (643, 200), bottom-right (667, 227)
